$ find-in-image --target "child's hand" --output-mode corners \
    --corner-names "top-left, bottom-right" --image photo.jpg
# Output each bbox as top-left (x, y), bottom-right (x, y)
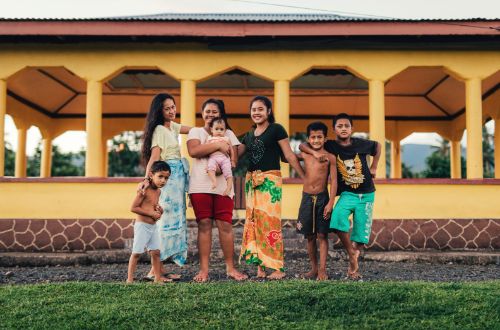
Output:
top-left (217, 141), bottom-right (231, 156)
top-left (323, 201), bottom-right (334, 220)
top-left (231, 161), bottom-right (237, 169)
top-left (155, 204), bottom-right (163, 214)
top-left (137, 178), bottom-right (150, 195)
top-left (370, 166), bottom-right (377, 178)
top-left (313, 152), bottom-right (328, 163)
top-left (151, 210), bottom-right (162, 221)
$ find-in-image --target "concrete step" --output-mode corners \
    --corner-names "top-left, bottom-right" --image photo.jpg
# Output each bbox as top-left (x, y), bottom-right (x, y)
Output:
top-left (1, 250), bottom-right (498, 267)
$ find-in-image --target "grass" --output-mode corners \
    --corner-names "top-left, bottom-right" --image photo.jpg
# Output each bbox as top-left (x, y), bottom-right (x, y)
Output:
top-left (0, 281), bottom-right (499, 329)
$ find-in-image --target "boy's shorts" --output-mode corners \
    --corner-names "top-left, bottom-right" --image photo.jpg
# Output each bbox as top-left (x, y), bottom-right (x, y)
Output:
top-left (296, 190), bottom-right (332, 236)
top-left (330, 191), bottom-right (375, 244)
top-left (132, 221), bottom-right (160, 254)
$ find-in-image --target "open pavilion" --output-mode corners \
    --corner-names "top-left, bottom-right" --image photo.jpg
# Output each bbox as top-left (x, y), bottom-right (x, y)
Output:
top-left (0, 13), bottom-right (498, 252)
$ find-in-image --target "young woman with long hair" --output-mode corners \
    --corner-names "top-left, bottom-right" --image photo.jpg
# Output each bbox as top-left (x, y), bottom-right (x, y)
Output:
top-left (139, 93), bottom-right (191, 280)
top-left (238, 95), bottom-right (305, 279)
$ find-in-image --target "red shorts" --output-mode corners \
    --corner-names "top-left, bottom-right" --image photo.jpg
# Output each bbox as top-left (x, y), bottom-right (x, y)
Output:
top-left (189, 193), bottom-right (234, 224)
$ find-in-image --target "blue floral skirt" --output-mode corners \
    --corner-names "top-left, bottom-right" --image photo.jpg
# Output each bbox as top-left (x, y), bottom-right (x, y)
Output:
top-left (157, 158), bottom-right (189, 266)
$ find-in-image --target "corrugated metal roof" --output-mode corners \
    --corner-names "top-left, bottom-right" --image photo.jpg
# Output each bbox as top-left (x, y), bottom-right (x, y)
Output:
top-left (1, 13), bottom-right (498, 22)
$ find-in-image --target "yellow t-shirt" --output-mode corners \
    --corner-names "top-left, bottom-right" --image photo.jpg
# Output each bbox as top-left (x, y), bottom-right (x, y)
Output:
top-left (151, 122), bottom-right (181, 160)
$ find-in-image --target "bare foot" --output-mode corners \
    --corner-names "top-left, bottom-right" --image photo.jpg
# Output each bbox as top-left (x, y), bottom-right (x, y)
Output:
top-left (227, 269), bottom-right (248, 281)
top-left (317, 270), bottom-right (328, 281)
top-left (154, 277), bottom-right (173, 284)
top-left (268, 270), bottom-right (286, 280)
top-left (302, 269), bottom-right (318, 279)
top-left (347, 271), bottom-right (362, 280)
top-left (126, 279), bottom-right (134, 284)
top-left (167, 274), bottom-right (182, 281)
top-left (348, 249), bottom-right (360, 276)
top-left (257, 267), bottom-right (267, 278)
top-left (193, 271), bottom-right (210, 283)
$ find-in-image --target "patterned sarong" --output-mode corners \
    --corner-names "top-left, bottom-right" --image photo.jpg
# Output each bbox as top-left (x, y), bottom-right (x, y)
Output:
top-left (157, 158), bottom-right (189, 266)
top-left (240, 170), bottom-right (284, 271)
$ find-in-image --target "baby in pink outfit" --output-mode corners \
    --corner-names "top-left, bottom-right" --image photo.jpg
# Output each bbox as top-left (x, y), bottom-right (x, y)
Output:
top-left (206, 117), bottom-right (236, 196)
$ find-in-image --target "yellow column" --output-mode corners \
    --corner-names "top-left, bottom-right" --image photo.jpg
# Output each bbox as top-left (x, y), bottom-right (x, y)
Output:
top-left (390, 139), bottom-right (401, 178)
top-left (450, 140), bottom-right (462, 179)
top-left (465, 78), bottom-right (483, 179)
top-left (180, 79), bottom-right (196, 163)
top-left (85, 80), bottom-right (104, 177)
top-left (15, 123), bottom-right (28, 178)
top-left (495, 118), bottom-right (500, 179)
top-left (40, 137), bottom-right (52, 178)
top-left (0, 79), bottom-right (6, 176)
top-left (369, 79), bottom-right (387, 178)
top-left (274, 80), bottom-right (290, 177)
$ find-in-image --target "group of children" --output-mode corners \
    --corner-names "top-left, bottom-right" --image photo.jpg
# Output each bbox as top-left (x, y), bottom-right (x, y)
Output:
top-left (127, 112), bottom-right (380, 283)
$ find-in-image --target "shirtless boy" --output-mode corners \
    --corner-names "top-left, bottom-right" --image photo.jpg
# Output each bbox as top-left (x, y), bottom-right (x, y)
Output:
top-left (296, 122), bottom-right (337, 281)
top-left (127, 161), bottom-right (171, 284)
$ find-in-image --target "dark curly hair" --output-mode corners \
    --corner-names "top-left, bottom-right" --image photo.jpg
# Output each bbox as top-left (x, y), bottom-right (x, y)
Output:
top-left (141, 93), bottom-right (175, 166)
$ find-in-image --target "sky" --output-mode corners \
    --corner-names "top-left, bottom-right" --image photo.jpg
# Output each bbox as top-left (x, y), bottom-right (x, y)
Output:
top-left (1, 0), bottom-right (498, 154)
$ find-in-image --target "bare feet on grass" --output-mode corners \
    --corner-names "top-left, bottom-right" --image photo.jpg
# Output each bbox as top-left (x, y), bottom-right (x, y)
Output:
top-left (155, 277), bottom-right (173, 284)
top-left (257, 266), bottom-right (267, 278)
top-left (267, 270), bottom-right (286, 280)
top-left (317, 270), bottom-right (328, 281)
top-left (193, 271), bottom-right (210, 283)
top-left (347, 249), bottom-right (361, 279)
top-left (302, 269), bottom-right (318, 279)
top-left (227, 269), bottom-right (248, 281)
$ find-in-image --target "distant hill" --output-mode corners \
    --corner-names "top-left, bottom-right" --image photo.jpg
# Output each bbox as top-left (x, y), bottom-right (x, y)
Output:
top-left (401, 144), bottom-right (434, 173)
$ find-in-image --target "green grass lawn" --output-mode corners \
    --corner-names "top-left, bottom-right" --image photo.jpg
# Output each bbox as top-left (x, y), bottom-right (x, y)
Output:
top-left (1, 281), bottom-right (499, 329)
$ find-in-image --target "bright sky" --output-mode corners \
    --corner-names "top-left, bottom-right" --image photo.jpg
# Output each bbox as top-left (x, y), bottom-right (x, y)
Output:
top-left (2, 0), bottom-right (498, 154)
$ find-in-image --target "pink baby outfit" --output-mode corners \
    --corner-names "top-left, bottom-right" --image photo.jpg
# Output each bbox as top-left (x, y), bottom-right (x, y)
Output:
top-left (206, 136), bottom-right (233, 179)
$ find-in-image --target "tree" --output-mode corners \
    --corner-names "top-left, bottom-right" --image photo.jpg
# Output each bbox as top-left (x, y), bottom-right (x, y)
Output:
top-left (421, 137), bottom-right (466, 178)
top-left (25, 143), bottom-right (85, 177)
top-left (483, 126), bottom-right (494, 178)
top-left (3, 141), bottom-right (15, 176)
top-left (107, 131), bottom-right (143, 177)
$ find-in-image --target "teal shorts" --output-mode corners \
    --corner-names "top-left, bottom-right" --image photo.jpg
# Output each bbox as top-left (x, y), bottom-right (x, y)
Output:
top-left (330, 191), bottom-right (375, 244)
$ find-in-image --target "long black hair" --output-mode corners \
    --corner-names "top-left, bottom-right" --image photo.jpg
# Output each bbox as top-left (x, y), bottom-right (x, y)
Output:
top-left (249, 95), bottom-right (275, 124)
top-left (201, 98), bottom-right (232, 130)
top-left (141, 93), bottom-right (175, 166)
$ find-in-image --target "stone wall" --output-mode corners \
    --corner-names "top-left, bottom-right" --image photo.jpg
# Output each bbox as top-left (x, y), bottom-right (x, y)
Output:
top-left (0, 218), bottom-right (498, 252)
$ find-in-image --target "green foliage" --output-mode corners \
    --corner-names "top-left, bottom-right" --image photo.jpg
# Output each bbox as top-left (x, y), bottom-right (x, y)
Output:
top-left (107, 131), bottom-right (143, 177)
top-left (0, 281), bottom-right (498, 329)
top-left (482, 126), bottom-right (494, 178)
top-left (3, 141), bottom-right (15, 176)
top-left (402, 163), bottom-right (417, 178)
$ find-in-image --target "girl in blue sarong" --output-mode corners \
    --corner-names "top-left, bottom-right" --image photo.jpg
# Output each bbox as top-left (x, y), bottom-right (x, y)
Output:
top-left (139, 93), bottom-right (191, 280)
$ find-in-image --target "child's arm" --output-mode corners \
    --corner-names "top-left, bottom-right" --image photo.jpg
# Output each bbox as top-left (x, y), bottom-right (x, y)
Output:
top-left (237, 144), bottom-right (246, 158)
top-left (130, 192), bottom-right (161, 221)
top-left (180, 125), bottom-right (191, 134)
top-left (296, 151), bottom-right (304, 161)
top-left (323, 155), bottom-right (337, 220)
top-left (298, 142), bottom-right (328, 162)
top-left (278, 139), bottom-right (305, 179)
top-left (230, 145), bottom-right (237, 168)
top-left (370, 141), bottom-right (382, 178)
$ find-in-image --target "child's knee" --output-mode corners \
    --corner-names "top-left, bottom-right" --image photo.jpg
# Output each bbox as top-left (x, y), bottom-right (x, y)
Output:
top-left (317, 233), bottom-right (328, 240)
top-left (149, 249), bottom-right (160, 257)
top-left (306, 234), bottom-right (317, 241)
